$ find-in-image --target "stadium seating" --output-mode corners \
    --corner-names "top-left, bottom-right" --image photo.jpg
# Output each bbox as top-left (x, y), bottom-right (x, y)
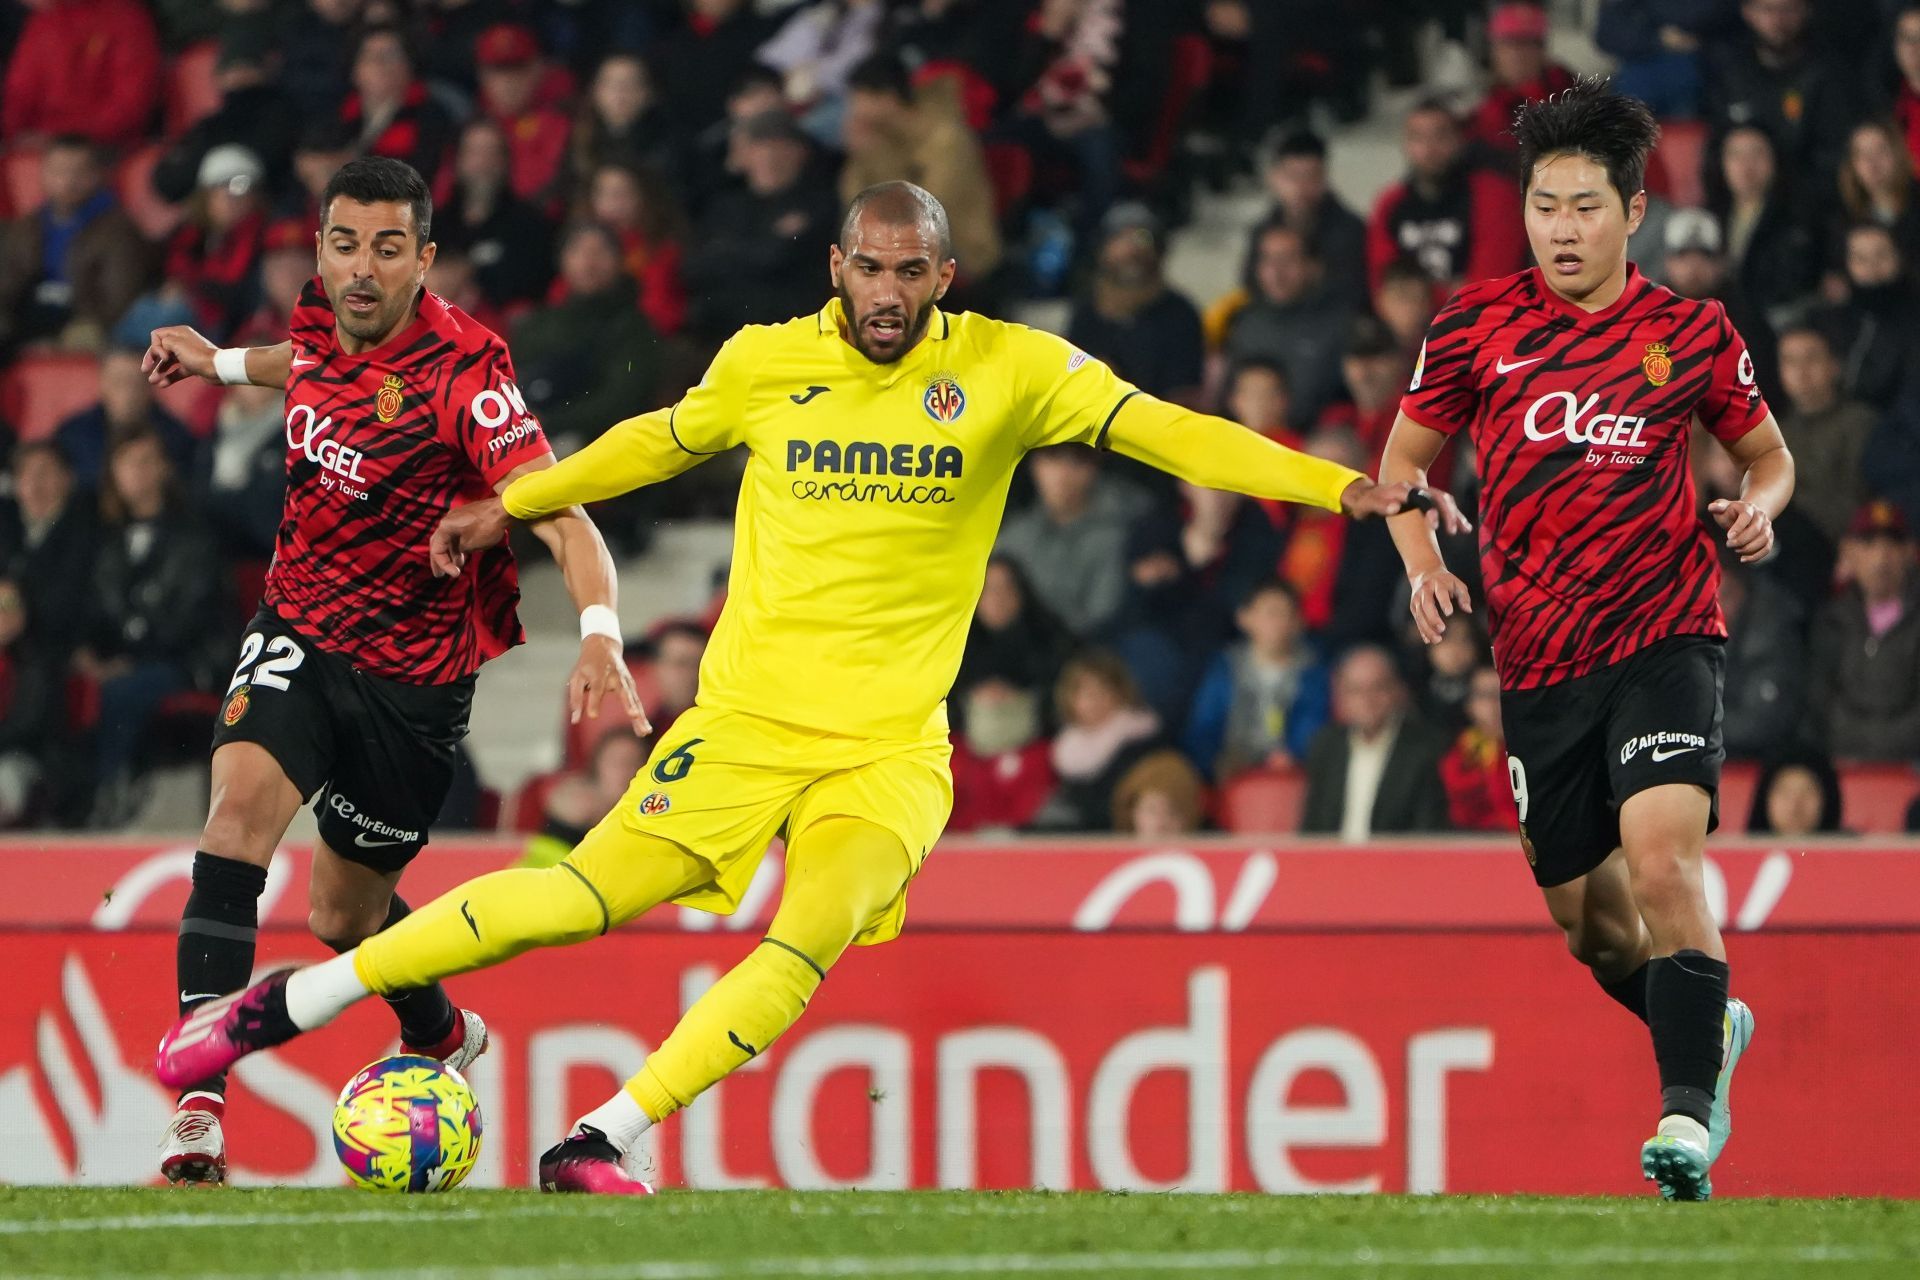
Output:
top-left (0, 352), bottom-right (102, 441)
top-left (117, 141), bottom-right (183, 240)
top-left (2, 143), bottom-right (43, 216)
top-left (1718, 758), bottom-right (1760, 835)
top-left (1218, 765), bottom-right (1307, 835)
top-left (1838, 763), bottom-right (1920, 835)
top-left (164, 41), bottom-right (222, 138)
top-left (1647, 118), bottom-right (1709, 211)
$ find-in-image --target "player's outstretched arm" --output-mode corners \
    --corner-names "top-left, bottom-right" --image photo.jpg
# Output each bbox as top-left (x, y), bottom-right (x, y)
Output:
top-left (1706, 416), bottom-right (1793, 564)
top-left (142, 327), bottom-right (292, 390)
top-left (493, 408), bottom-right (711, 520)
top-left (1381, 411), bottom-right (1474, 646)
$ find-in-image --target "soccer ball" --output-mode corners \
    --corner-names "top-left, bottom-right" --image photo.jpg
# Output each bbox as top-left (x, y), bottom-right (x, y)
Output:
top-left (332, 1054), bottom-right (483, 1192)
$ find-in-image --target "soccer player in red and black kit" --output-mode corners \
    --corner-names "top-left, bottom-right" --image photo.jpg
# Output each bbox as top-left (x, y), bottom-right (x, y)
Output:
top-left (1380, 81), bottom-right (1794, 1201)
top-left (141, 158), bottom-right (644, 1184)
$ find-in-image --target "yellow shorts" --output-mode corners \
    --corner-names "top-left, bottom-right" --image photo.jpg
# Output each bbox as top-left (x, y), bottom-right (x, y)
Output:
top-left (613, 704), bottom-right (953, 945)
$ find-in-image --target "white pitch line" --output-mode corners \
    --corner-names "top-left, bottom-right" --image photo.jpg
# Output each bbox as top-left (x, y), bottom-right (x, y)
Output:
top-left (7, 1244), bottom-right (1911, 1280)
top-left (0, 1202), bottom-right (637, 1235)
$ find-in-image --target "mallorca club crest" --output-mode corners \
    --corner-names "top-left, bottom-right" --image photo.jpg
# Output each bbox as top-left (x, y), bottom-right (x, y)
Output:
top-left (923, 374), bottom-right (966, 423)
top-left (376, 373), bottom-right (405, 423)
top-left (222, 686), bottom-right (250, 727)
top-left (1641, 342), bottom-right (1672, 388)
top-left (638, 791), bottom-right (672, 817)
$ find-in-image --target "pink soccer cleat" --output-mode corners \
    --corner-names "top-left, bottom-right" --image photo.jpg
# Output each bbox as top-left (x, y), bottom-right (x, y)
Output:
top-left (155, 969), bottom-right (300, 1090)
top-left (537, 1127), bottom-right (656, 1195)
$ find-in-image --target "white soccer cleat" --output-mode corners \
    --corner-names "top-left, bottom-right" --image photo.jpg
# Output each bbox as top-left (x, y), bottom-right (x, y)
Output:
top-left (1707, 998), bottom-right (1754, 1165)
top-left (160, 1094), bottom-right (227, 1186)
top-left (1642, 1113), bottom-right (1712, 1201)
top-left (408, 1007), bottom-right (489, 1074)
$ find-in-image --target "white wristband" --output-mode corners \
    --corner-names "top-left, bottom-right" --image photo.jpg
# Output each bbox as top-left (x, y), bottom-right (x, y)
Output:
top-left (580, 604), bottom-right (622, 644)
top-left (212, 347), bottom-right (251, 386)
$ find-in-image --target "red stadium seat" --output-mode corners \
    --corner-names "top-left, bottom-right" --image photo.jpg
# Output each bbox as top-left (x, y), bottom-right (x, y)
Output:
top-left (1838, 763), bottom-right (1920, 834)
top-left (1717, 758), bottom-right (1760, 835)
top-left (1219, 765), bottom-right (1307, 835)
top-left (1649, 119), bottom-right (1709, 211)
top-left (982, 142), bottom-right (1034, 221)
top-left (157, 376), bottom-right (226, 436)
top-left (117, 141), bottom-right (183, 240)
top-left (0, 352), bottom-right (102, 441)
top-left (165, 41), bottom-right (223, 137)
top-left (511, 770), bottom-right (563, 834)
top-left (3, 144), bottom-right (44, 217)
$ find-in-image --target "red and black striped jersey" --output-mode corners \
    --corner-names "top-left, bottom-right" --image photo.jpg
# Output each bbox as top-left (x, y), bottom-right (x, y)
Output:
top-left (264, 279), bottom-right (551, 684)
top-left (1401, 265), bottom-right (1770, 691)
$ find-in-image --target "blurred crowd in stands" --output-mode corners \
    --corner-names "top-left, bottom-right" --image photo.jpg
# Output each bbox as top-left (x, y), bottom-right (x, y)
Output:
top-left (0, 0), bottom-right (1917, 842)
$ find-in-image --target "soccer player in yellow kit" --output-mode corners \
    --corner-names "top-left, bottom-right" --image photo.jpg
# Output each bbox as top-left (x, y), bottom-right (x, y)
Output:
top-left (155, 183), bottom-right (1466, 1193)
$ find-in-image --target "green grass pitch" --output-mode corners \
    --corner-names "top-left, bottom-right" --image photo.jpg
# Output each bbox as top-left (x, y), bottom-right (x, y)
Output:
top-left (3, 1188), bottom-right (1917, 1279)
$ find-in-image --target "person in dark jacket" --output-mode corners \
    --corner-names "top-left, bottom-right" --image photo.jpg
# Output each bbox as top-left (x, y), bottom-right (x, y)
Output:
top-left (340, 26), bottom-right (456, 186)
top-left (1808, 501), bottom-right (1920, 760)
top-left (1249, 130), bottom-right (1369, 314)
top-left (54, 348), bottom-right (198, 489)
top-left (0, 576), bottom-right (60, 827)
top-left (1704, 0), bottom-right (1858, 182)
top-left (1365, 99), bottom-right (1526, 292)
top-left (0, 136), bottom-right (153, 352)
top-left (1706, 122), bottom-right (1819, 321)
top-left (952, 556), bottom-right (1077, 730)
top-left (1719, 551), bottom-right (1807, 759)
top-left (1595, 0), bottom-right (1740, 119)
top-left (0, 441), bottom-right (95, 653)
top-left (1223, 224), bottom-right (1351, 426)
top-left (1811, 222), bottom-right (1920, 412)
top-left (1301, 646), bottom-right (1451, 837)
top-left (437, 118), bottom-right (560, 309)
top-left (76, 429), bottom-right (222, 820)
top-left (1066, 205), bottom-right (1204, 405)
top-left (150, 27), bottom-right (301, 207)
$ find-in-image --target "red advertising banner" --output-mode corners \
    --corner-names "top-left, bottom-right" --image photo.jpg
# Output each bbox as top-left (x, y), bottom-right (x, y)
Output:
top-left (7, 837), bottom-right (1920, 932)
top-left (4, 929), bottom-right (1915, 1195)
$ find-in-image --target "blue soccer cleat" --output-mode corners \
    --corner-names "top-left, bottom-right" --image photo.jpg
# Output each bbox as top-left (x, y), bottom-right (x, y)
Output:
top-left (1642, 1116), bottom-right (1713, 1201)
top-left (1708, 997), bottom-right (1754, 1165)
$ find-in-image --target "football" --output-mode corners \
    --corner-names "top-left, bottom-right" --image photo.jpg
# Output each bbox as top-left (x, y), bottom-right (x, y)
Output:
top-left (331, 1055), bottom-right (483, 1193)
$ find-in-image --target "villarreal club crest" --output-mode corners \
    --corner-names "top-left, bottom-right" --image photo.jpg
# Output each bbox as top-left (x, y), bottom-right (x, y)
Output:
top-left (923, 374), bottom-right (966, 423)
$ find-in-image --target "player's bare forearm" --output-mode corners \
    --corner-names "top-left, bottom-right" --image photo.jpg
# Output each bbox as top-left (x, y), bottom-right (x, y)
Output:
top-left (242, 342), bottom-right (293, 389)
top-left (1708, 417), bottom-right (1793, 564)
top-left (1382, 413), bottom-right (1475, 645)
top-left (526, 505), bottom-right (617, 616)
top-left (142, 328), bottom-right (290, 389)
top-left (500, 409), bottom-right (709, 521)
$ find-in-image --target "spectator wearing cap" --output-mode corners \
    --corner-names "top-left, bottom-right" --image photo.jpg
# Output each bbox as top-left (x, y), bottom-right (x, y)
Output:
top-left (54, 347), bottom-right (198, 490)
top-left (1066, 205), bottom-right (1203, 405)
top-left (840, 54), bottom-right (1002, 283)
top-left (1719, 547), bottom-right (1807, 760)
top-left (341, 25), bottom-right (456, 185)
top-left (161, 145), bottom-right (270, 340)
top-left (1366, 99), bottom-right (1526, 293)
top-left (0, 135), bottom-right (152, 353)
top-left (1660, 206), bottom-right (1779, 400)
top-left (1222, 224), bottom-right (1350, 426)
top-left (654, 0), bottom-right (778, 153)
top-left (1706, 120), bottom-right (1811, 321)
top-left (1773, 324), bottom-right (1874, 549)
top-left (1466, 4), bottom-right (1577, 160)
top-left (1811, 223), bottom-right (1920, 412)
top-left (1596, 0), bottom-right (1740, 120)
top-left (438, 118), bottom-right (559, 311)
top-left (511, 221), bottom-right (662, 453)
top-left (0, 0), bottom-right (161, 149)
top-left (1808, 502), bottom-right (1920, 760)
top-left (1704, 0), bottom-right (1857, 183)
top-left (475, 24), bottom-right (574, 211)
top-left (1248, 131), bottom-right (1368, 315)
top-left (151, 25), bottom-right (301, 207)
top-left (684, 108), bottom-right (839, 340)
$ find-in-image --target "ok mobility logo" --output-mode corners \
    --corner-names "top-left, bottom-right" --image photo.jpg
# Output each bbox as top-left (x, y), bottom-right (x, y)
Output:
top-left (785, 439), bottom-right (965, 505)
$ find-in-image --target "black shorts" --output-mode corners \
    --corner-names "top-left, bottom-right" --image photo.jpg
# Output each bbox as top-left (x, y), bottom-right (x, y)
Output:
top-left (209, 606), bottom-right (475, 872)
top-left (1499, 635), bottom-right (1725, 888)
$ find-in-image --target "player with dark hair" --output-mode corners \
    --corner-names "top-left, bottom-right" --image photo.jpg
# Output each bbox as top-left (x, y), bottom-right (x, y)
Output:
top-left (141, 156), bottom-right (641, 1183)
top-left (154, 179), bottom-right (1468, 1195)
top-left (1379, 79), bottom-right (1794, 1200)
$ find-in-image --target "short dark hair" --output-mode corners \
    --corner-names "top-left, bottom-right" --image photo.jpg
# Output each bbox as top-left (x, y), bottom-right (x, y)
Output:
top-left (320, 156), bottom-right (433, 245)
top-left (1228, 356), bottom-right (1289, 392)
top-left (730, 62), bottom-right (785, 101)
top-left (1272, 129), bottom-right (1327, 162)
top-left (848, 52), bottom-right (912, 101)
top-left (1378, 255), bottom-right (1432, 290)
top-left (1239, 575), bottom-right (1301, 611)
top-left (1774, 322), bottom-right (1831, 353)
top-left (45, 132), bottom-right (100, 163)
top-left (1512, 75), bottom-right (1659, 206)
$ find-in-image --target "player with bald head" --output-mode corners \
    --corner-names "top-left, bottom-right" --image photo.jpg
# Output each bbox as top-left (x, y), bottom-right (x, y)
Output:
top-left (157, 182), bottom-right (1471, 1195)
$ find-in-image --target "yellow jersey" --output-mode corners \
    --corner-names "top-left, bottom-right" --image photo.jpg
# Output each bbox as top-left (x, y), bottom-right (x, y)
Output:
top-left (503, 298), bottom-right (1363, 740)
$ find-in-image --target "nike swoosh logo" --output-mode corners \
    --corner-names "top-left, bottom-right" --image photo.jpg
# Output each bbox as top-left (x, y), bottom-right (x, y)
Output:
top-left (291, 355), bottom-right (316, 368)
top-left (180, 992), bottom-right (219, 1004)
top-left (790, 385), bottom-right (831, 404)
top-left (461, 901), bottom-right (480, 941)
top-left (1495, 356), bottom-right (1544, 374)
top-left (728, 1030), bottom-right (760, 1059)
top-left (1649, 745), bottom-right (1698, 762)
top-left (354, 832), bottom-right (403, 848)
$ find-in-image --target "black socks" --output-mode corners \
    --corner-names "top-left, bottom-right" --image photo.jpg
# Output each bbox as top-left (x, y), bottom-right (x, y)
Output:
top-left (1598, 959), bottom-right (1651, 1024)
top-left (328, 894), bottom-right (459, 1050)
top-left (1646, 949), bottom-right (1729, 1126)
top-left (176, 852), bottom-right (269, 1096)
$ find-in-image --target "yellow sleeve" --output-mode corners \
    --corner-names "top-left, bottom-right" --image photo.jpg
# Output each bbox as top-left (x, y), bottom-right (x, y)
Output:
top-left (667, 332), bottom-right (754, 455)
top-left (501, 408), bottom-right (707, 520)
top-left (1011, 325), bottom-right (1143, 449)
top-left (1104, 395), bottom-right (1364, 513)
